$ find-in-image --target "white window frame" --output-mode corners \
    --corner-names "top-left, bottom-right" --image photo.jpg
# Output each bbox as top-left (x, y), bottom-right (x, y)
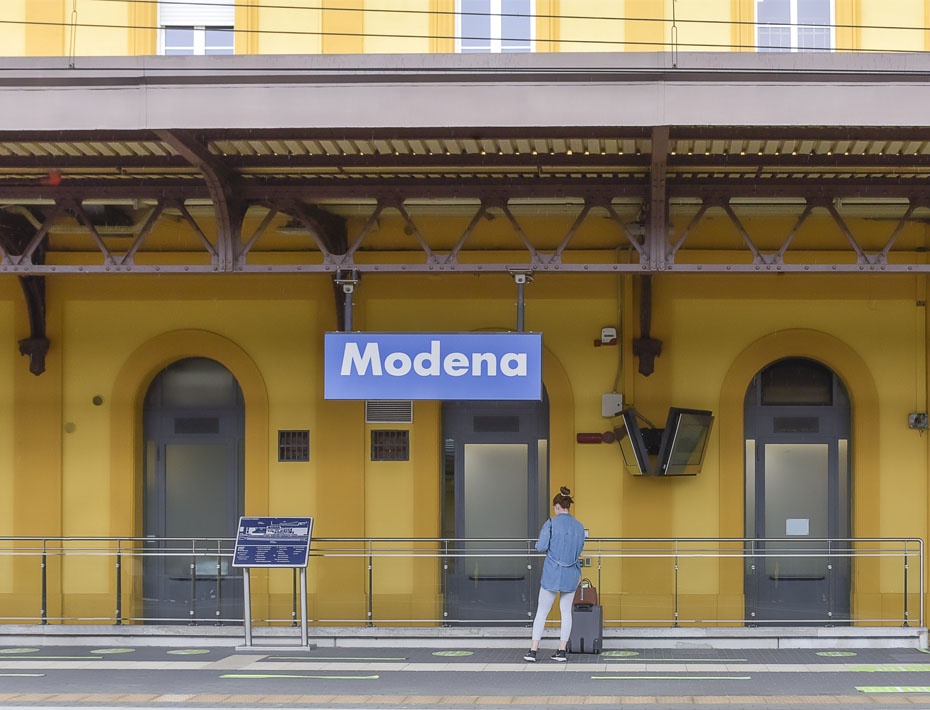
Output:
top-left (159, 25), bottom-right (235, 55)
top-left (755, 0), bottom-right (835, 52)
top-left (157, 1), bottom-right (235, 56)
top-left (455, 0), bottom-right (536, 54)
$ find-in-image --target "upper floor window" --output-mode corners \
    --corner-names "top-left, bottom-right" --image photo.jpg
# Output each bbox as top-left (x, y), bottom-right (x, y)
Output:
top-left (457, 0), bottom-right (534, 53)
top-left (756, 0), bottom-right (833, 52)
top-left (158, 0), bottom-right (235, 55)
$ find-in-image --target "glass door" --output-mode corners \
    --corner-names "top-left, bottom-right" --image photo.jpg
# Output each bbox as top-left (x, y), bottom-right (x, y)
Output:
top-left (442, 397), bottom-right (549, 623)
top-left (142, 358), bottom-right (245, 624)
top-left (744, 358), bottom-right (851, 625)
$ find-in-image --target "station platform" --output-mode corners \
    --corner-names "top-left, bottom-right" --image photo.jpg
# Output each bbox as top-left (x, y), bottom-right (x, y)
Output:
top-left (3, 641), bottom-right (930, 709)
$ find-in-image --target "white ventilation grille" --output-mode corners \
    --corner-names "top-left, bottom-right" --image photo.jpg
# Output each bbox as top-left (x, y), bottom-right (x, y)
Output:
top-left (158, 0), bottom-right (235, 26)
top-left (366, 401), bottom-right (413, 424)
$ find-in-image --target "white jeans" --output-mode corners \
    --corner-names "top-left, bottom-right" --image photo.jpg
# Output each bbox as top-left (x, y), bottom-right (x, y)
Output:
top-left (531, 587), bottom-right (574, 643)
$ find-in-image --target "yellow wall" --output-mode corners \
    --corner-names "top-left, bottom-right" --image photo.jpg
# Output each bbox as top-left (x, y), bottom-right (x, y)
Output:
top-left (0, 197), bottom-right (927, 626)
top-left (0, 294), bottom-right (16, 596)
top-left (0, 268), bottom-right (926, 624)
top-left (0, 202), bottom-right (929, 626)
top-left (3, 0), bottom-right (927, 56)
top-left (0, 1), bottom-right (26, 57)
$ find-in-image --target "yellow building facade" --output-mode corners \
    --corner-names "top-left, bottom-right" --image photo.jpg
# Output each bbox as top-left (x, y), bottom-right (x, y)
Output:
top-left (0, 2), bottom-right (929, 632)
top-left (3, 0), bottom-right (930, 57)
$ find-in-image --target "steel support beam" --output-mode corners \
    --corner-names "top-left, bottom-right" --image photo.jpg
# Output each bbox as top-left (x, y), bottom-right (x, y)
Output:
top-left (0, 208), bottom-right (50, 373)
top-left (647, 127), bottom-right (669, 270)
top-left (155, 130), bottom-right (245, 271)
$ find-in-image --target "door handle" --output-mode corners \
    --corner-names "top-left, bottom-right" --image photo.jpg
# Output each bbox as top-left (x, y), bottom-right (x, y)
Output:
top-left (468, 575), bottom-right (525, 581)
top-left (768, 575), bottom-right (826, 581)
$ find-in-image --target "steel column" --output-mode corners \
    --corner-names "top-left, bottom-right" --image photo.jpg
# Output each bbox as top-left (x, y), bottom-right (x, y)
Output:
top-left (648, 127), bottom-right (669, 270)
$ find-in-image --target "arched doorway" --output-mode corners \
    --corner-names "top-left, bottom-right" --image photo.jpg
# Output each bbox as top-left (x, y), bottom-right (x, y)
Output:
top-left (441, 392), bottom-right (550, 623)
top-left (744, 357), bottom-right (851, 624)
top-left (142, 357), bottom-right (245, 623)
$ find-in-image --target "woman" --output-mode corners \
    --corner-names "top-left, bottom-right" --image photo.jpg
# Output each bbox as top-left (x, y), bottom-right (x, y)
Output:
top-left (524, 486), bottom-right (585, 663)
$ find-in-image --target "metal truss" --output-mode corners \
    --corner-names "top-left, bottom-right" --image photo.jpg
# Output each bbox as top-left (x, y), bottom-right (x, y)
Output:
top-left (3, 127), bottom-right (930, 275)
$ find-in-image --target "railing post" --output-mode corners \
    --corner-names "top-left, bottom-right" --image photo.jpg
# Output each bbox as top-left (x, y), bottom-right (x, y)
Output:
top-left (441, 540), bottom-right (449, 626)
top-left (673, 540), bottom-right (680, 627)
top-left (526, 539), bottom-right (533, 622)
top-left (115, 539), bottom-right (122, 626)
top-left (215, 540), bottom-right (223, 627)
top-left (904, 539), bottom-right (910, 627)
top-left (367, 540), bottom-right (374, 628)
top-left (917, 538), bottom-right (925, 628)
top-left (189, 540), bottom-right (197, 626)
top-left (826, 539), bottom-right (833, 626)
top-left (291, 567), bottom-right (298, 627)
top-left (40, 539), bottom-right (47, 625)
top-left (748, 539), bottom-right (757, 626)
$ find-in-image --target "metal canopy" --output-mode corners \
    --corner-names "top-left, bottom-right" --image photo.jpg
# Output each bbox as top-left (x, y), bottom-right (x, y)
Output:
top-left (2, 54), bottom-right (930, 275)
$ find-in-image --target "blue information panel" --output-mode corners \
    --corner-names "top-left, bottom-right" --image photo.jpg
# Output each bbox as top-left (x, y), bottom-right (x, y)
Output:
top-left (324, 332), bottom-right (543, 401)
top-left (232, 516), bottom-right (313, 568)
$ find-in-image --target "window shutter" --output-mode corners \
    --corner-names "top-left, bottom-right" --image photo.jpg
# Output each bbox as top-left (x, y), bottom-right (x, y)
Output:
top-left (158, 0), bottom-right (235, 26)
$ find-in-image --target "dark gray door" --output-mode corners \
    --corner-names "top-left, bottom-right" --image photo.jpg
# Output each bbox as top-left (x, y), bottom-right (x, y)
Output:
top-left (442, 396), bottom-right (549, 624)
top-left (142, 358), bottom-right (245, 624)
top-left (744, 358), bottom-right (851, 624)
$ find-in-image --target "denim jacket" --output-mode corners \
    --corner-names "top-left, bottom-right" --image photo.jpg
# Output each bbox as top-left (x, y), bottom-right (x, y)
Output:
top-left (535, 512), bottom-right (585, 593)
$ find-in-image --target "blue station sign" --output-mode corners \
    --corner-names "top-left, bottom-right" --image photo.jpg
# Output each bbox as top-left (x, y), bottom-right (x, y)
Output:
top-left (324, 332), bottom-right (543, 401)
top-left (232, 516), bottom-right (313, 568)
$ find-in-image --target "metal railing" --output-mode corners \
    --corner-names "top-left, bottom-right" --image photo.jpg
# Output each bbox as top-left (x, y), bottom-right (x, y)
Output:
top-left (0, 536), bottom-right (922, 627)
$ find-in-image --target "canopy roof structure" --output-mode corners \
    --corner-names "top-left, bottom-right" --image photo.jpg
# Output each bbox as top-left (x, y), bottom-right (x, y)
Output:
top-left (1, 52), bottom-right (930, 275)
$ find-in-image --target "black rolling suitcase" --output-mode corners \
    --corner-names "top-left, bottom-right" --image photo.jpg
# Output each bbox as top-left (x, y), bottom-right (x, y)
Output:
top-left (567, 603), bottom-right (603, 653)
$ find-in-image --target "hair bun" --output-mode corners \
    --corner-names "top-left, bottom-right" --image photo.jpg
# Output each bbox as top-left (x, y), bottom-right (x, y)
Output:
top-left (560, 486), bottom-right (571, 496)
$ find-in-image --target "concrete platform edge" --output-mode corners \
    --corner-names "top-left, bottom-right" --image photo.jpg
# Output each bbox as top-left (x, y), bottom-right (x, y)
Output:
top-left (0, 624), bottom-right (924, 649)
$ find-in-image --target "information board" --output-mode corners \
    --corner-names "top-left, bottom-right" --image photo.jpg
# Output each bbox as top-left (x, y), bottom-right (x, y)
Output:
top-left (232, 516), bottom-right (313, 568)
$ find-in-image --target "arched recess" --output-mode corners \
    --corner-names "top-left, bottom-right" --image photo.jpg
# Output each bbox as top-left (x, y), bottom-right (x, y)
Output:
top-left (109, 330), bottom-right (269, 538)
top-left (717, 329), bottom-right (880, 619)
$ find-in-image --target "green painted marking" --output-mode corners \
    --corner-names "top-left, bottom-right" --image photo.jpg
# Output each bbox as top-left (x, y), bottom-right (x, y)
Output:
top-left (591, 675), bottom-right (752, 680)
top-left (222, 673), bottom-right (380, 680)
top-left (91, 648), bottom-right (134, 655)
top-left (816, 651), bottom-right (857, 657)
top-left (432, 651), bottom-right (473, 657)
top-left (5, 656), bottom-right (103, 661)
top-left (167, 649), bottom-right (210, 655)
top-left (607, 658), bottom-right (746, 662)
top-left (601, 651), bottom-right (639, 657)
top-left (0, 648), bottom-right (39, 654)
top-left (857, 686), bottom-right (930, 693)
top-left (851, 664), bottom-right (930, 672)
top-left (918, 649), bottom-right (930, 655)
top-left (0, 673), bottom-right (45, 677)
top-left (272, 656), bottom-right (407, 661)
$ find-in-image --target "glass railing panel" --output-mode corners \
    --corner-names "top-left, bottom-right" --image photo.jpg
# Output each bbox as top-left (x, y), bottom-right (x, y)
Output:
top-left (129, 538), bottom-right (239, 625)
top-left (307, 540), bottom-right (370, 625)
top-left (441, 541), bottom-right (537, 625)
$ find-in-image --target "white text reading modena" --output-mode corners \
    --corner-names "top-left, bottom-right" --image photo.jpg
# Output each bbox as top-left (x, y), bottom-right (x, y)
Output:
top-left (340, 341), bottom-right (528, 377)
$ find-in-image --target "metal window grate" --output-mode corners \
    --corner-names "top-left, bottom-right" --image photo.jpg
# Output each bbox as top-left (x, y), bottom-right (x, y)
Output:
top-left (371, 430), bottom-right (410, 461)
top-left (365, 400), bottom-right (413, 424)
top-left (278, 430), bottom-right (310, 462)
